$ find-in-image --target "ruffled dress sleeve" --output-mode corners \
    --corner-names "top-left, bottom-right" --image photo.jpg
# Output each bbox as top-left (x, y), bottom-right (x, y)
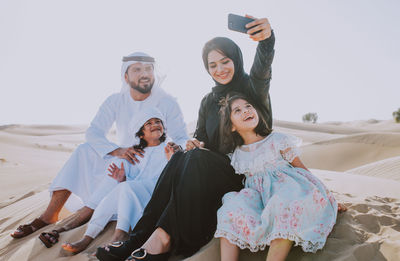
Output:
top-left (274, 133), bottom-right (302, 163)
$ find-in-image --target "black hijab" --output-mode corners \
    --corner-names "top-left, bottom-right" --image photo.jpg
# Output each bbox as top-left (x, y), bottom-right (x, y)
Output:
top-left (202, 37), bottom-right (249, 102)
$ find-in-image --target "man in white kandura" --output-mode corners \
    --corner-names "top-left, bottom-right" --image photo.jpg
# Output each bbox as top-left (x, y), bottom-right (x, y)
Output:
top-left (11, 52), bottom-right (189, 241)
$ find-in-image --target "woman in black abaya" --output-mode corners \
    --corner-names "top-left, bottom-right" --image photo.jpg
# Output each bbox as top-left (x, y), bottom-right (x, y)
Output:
top-left (96, 15), bottom-right (275, 261)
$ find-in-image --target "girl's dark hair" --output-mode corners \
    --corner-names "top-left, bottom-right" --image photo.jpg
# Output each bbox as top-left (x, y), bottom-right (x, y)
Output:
top-left (133, 119), bottom-right (166, 150)
top-left (219, 92), bottom-right (272, 154)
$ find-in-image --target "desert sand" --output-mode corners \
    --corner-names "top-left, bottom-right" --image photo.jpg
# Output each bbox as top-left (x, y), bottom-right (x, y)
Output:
top-left (1, 119), bottom-right (399, 261)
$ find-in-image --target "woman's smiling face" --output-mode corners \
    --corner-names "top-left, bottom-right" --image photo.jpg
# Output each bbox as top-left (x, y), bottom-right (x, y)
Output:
top-left (207, 50), bottom-right (234, 85)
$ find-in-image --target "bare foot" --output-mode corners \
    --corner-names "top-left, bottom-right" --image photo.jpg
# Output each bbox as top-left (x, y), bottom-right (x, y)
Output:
top-left (63, 207), bottom-right (94, 231)
top-left (109, 229), bottom-right (129, 243)
top-left (338, 203), bottom-right (348, 213)
top-left (39, 215), bottom-right (58, 225)
top-left (62, 236), bottom-right (93, 254)
top-left (141, 227), bottom-right (171, 255)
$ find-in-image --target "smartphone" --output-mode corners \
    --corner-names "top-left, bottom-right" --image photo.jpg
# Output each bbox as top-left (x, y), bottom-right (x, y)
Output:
top-left (228, 13), bottom-right (258, 34)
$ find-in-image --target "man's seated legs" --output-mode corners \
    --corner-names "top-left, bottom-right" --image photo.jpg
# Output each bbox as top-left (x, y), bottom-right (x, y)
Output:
top-left (11, 143), bottom-right (110, 239)
top-left (39, 173), bottom-right (118, 248)
top-left (41, 189), bottom-right (71, 224)
top-left (10, 189), bottom-right (71, 238)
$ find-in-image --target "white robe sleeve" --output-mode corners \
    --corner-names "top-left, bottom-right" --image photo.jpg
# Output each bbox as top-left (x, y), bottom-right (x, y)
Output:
top-left (85, 95), bottom-right (120, 158)
top-left (164, 97), bottom-right (189, 148)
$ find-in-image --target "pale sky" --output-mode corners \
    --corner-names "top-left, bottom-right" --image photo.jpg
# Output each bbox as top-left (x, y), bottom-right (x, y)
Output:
top-left (1, 0), bottom-right (399, 125)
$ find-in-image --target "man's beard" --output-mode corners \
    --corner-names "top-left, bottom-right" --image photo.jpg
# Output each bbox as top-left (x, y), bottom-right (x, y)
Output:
top-left (129, 78), bottom-right (154, 94)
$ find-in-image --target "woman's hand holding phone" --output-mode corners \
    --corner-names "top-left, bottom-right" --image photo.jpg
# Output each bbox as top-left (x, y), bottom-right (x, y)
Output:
top-left (245, 15), bottom-right (271, 42)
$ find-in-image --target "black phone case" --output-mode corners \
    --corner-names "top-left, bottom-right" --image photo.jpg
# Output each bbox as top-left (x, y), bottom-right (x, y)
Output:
top-left (228, 13), bottom-right (255, 34)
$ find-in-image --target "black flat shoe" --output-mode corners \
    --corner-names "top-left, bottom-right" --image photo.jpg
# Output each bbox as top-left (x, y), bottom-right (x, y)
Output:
top-left (126, 248), bottom-right (170, 261)
top-left (96, 241), bottom-right (137, 261)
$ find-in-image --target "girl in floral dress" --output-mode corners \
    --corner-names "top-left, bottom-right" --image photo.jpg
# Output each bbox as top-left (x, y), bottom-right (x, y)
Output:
top-left (215, 92), bottom-right (338, 261)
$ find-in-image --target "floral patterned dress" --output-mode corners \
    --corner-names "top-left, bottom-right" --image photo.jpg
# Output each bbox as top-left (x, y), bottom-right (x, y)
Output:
top-left (215, 132), bottom-right (338, 253)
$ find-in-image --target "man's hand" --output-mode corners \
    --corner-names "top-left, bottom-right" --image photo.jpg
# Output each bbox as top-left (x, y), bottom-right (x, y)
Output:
top-left (186, 138), bottom-right (205, 151)
top-left (245, 15), bottom-right (272, 42)
top-left (107, 162), bottom-right (126, 182)
top-left (109, 147), bottom-right (144, 165)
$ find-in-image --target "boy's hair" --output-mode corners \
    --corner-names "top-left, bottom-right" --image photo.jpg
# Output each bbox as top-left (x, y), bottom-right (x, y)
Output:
top-left (219, 92), bottom-right (272, 154)
top-left (133, 119), bottom-right (166, 150)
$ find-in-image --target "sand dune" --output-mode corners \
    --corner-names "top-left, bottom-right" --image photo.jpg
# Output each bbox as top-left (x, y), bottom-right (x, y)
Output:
top-left (325, 119), bottom-right (400, 133)
top-left (300, 133), bottom-right (400, 173)
top-left (310, 132), bottom-right (400, 147)
top-left (347, 156), bottom-right (400, 181)
top-left (1, 120), bottom-right (400, 260)
top-left (0, 131), bottom-right (76, 209)
top-left (0, 124), bottom-right (87, 136)
top-left (272, 126), bottom-right (345, 145)
top-left (276, 120), bottom-right (400, 175)
top-left (274, 120), bottom-right (368, 135)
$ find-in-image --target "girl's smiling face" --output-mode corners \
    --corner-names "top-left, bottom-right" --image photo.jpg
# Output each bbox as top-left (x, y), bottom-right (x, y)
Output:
top-left (207, 50), bottom-right (235, 85)
top-left (140, 118), bottom-right (164, 144)
top-left (230, 98), bottom-right (259, 133)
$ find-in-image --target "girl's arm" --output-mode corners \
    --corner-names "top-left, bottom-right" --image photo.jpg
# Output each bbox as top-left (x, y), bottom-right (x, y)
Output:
top-left (288, 154), bottom-right (347, 212)
top-left (289, 156), bottom-right (309, 172)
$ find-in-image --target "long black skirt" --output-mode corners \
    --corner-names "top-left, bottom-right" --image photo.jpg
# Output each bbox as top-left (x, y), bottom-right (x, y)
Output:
top-left (128, 148), bottom-right (244, 257)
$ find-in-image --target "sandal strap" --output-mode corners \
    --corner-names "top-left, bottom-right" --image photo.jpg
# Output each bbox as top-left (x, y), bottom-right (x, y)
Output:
top-left (51, 230), bottom-right (59, 236)
top-left (17, 218), bottom-right (48, 232)
top-left (11, 218), bottom-right (49, 239)
top-left (41, 230), bottom-right (60, 239)
top-left (109, 241), bottom-right (124, 248)
top-left (48, 230), bottom-right (60, 238)
top-left (16, 224), bottom-right (34, 234)
top-left (131, 248), bottom-right (147, 259)
top-left (30, 218), bottom-right (48, 229)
